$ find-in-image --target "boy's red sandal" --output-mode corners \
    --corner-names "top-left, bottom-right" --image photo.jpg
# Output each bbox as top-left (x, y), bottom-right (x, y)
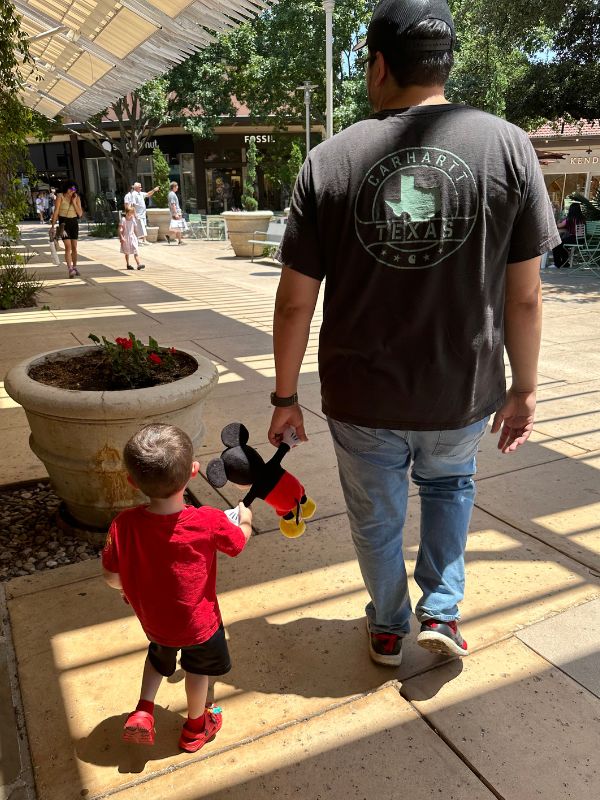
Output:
top-left (178, 707), bottom-right (222, 753)
top-left (122, 710), bottom-right (155, 745)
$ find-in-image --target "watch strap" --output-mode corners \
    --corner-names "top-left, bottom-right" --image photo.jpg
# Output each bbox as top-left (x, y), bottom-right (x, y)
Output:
top-left (270, 391), bottom-right (298, 407)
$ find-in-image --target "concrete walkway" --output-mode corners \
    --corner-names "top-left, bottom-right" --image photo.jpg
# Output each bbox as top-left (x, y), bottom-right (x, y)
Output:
top-left (1, 223), bottom-right (599, 800)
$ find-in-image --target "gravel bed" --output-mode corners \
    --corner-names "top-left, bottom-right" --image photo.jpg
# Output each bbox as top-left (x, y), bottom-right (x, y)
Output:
top-left (0, 481), bottom-right (103, 581)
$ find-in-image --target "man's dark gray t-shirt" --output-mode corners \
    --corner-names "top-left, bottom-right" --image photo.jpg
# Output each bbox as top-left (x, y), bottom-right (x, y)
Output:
top-left (279, 104), bottom-right (560, 430)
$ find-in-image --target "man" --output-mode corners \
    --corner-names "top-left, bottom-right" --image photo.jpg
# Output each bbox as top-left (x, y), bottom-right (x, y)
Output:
top-left (124, 182), bottom-right (160, 244)
top-left (268, 0), bottom-right (559, 667)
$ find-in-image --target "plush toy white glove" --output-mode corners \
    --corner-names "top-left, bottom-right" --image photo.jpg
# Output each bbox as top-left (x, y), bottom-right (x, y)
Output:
top-left (282, 426), bottom-right (302, 448)
top-left (224, 507), bottom-right (240, 525)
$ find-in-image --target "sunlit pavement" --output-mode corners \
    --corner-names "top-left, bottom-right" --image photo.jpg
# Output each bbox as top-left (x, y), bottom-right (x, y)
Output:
top-left (1, 223), bottom-right (599, 799)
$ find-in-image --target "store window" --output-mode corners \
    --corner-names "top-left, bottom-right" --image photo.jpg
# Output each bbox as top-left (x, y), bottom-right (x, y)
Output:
top-left (590, 174), bottom-right (600, 200)
top-left (206, 167), bottom-right (242, 213)
top-left (179, 154), bottom-right (197, 214)
top-left (564, 173), bottom-right (588, 200)
top-left (136, 155), bottom-right (154, 192)
top-left (85, 157), bottom-right (116, 200)
top-left (543, 172), bottom-right (588, 214)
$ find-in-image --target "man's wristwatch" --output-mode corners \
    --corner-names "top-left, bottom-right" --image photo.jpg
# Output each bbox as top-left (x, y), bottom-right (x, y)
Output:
top-left (270, 391), bottom-right (298, 407)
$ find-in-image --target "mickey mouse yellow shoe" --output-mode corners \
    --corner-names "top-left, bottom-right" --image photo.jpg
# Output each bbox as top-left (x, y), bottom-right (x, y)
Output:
top-left (279, 517), bottom-right (306, 538)
top-left (300, 496), bottom-right (316, 520)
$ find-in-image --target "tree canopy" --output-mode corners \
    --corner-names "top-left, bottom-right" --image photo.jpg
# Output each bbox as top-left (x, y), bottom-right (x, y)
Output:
top-left (65, 0), bottom-right (597, 195)
top-left (1, 1), bottom-right (52, 240)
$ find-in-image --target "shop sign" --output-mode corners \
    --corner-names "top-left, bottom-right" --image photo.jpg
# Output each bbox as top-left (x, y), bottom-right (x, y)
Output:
top-left (244, 135), bottom-right (276, 144)
top-left (570, 155), bottom-right (599, 165)
top-left (143, 139), bottom-right (159, 150)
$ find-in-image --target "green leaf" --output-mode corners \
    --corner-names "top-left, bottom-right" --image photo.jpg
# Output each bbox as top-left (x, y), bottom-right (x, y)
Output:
top-left (88, 334), bottom-right (100, 343)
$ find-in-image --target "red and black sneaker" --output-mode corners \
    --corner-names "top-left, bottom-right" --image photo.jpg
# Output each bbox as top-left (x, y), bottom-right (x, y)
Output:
top-left (417, 619), bottom-right (469, 657)
top-left (367, 620), bottom-right (403, 666)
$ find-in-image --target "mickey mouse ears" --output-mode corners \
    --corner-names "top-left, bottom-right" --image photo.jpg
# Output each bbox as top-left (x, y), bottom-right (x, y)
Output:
top-left (221, 422), bottom-right (250, 448)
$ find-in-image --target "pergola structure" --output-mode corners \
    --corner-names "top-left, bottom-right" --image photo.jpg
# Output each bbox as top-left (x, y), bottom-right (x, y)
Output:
top-left (15, 0), bottom-right (271, 122)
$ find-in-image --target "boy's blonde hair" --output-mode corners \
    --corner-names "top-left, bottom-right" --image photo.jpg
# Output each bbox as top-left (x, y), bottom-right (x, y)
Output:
top-left (124, 423), bottom-right (193, 499)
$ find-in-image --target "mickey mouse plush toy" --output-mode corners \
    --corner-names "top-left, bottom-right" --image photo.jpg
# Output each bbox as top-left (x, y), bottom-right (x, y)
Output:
top-left (206, 422), bottom-right (316, 538)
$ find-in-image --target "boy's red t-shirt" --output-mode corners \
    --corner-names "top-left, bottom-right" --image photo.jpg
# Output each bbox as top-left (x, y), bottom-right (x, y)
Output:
top-left (102, 505), bottom-right (247, 647)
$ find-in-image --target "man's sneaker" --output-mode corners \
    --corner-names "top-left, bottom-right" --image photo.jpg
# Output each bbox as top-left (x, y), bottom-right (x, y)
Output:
top-left (417, 619), bottom-right (469, 657)
top-left (178, 707), bottom-right (222, 753)
top-left (137, 264), bottom-right (145, 270)
top-left (367, 620), bottom-right (403, 666)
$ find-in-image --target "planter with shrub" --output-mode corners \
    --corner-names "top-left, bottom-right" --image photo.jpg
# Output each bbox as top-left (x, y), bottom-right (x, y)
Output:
top-left (5, 333), bottom-right (218, 531)
top-left (222, 136), bottom-right (272, 257)
top-left (145, 147), bottom-right (172, 241)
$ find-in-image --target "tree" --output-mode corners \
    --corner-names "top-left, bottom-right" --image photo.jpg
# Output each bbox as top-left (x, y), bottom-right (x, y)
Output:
top-left (0, 1), bottom-right (52, 242)
top-left (261, 138), bottom-right (304, 207)
top-left (70, 39), bottom-right (236, 196)
top-left (504, 1), bottom-right (600, 127)
top-left (241, 136), bottom-right (259, 211)
top-left (151, 147), bottom-right (170, 207)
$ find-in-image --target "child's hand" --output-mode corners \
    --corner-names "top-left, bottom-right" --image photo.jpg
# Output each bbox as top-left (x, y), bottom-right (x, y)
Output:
top-left (238, 501), bottom-right (252, 528)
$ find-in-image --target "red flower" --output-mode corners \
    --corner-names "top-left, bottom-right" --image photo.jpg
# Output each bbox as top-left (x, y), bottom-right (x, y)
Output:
top-left (116, 337), bottom-right (133, 350)
top-left (169, 347), bottom-right (177, 354)
top-left (148, 353), bottom-right (162, 365)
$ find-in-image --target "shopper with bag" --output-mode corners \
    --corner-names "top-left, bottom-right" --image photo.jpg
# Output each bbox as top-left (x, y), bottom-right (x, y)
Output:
top-left (167, 181), bottom-right (187, 245)
top-left (50, 181), bottom-right (83, 278)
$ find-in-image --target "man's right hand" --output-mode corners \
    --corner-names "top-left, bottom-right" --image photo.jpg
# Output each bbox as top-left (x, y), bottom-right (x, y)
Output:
top-left (491, 387), bottom-right (536, 453)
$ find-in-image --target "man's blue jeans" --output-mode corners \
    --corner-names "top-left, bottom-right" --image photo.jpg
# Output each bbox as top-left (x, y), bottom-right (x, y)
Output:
top-left (328, 416), bottom-right (489, 636)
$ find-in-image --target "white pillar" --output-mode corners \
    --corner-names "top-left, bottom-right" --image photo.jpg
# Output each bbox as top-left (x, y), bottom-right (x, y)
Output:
top-left (323, 0), bottom-right (335, 139)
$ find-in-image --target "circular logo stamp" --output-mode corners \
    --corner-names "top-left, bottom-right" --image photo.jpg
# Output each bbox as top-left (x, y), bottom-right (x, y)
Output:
top-left (355, 147), bottom-right (479, 269)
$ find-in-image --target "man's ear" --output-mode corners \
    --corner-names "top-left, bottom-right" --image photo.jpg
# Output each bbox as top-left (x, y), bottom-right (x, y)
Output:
top-left (190, 461), bottom-right (200, 479)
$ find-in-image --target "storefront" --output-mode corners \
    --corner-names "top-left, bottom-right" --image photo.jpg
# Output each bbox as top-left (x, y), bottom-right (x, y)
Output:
top-left (48, 123), bottom-right (318, 217)
top-left (531, 121), bottom-right (600, 213)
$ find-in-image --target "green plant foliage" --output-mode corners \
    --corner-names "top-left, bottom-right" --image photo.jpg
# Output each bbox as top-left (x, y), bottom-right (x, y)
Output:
top-left (0, 249), bottom-right (44, 310)
top-left (152, 147), bottom-right (171, 207)
top-left (88, 333), bottom-right (177, 390)
top-left (0, 2), bottom-right (52, 243)
top-left (89, 222), bottom-right (119, 238)
top-left (241, 136), bottom-right (260, 211)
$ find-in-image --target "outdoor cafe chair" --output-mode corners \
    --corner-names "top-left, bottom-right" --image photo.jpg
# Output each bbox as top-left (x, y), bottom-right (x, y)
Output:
top-left (563, 221), bottom-right (600, 277)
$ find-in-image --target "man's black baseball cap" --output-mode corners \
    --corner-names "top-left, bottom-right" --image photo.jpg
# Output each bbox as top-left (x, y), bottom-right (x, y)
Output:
top-left (355, 0), bottom-right (456, 54)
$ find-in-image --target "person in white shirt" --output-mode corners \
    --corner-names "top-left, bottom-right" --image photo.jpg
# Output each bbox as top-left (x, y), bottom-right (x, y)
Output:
top-left (123, 182), bottom-right (160, 244)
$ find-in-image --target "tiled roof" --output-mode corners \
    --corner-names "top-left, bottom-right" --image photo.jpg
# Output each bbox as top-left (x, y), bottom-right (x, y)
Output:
top-left (530, 120), bottom-right (600, 138)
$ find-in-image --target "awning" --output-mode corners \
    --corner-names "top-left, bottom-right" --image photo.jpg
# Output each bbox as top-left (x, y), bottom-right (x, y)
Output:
top-left (15, 0), bottom-right (271, 122)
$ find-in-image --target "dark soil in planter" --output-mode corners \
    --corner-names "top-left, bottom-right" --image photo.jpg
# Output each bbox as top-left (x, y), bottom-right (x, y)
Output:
top-left (29, 350), bottom-right (197, 391)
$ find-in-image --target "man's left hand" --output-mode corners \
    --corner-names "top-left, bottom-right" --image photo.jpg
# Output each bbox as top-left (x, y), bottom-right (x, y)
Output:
top-left (269, 406), bottom-right (307, 447)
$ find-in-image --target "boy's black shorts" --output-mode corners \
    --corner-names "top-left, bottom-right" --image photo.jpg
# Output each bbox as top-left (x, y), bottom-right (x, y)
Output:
top-left (148, 624), bottom-right (231, 677)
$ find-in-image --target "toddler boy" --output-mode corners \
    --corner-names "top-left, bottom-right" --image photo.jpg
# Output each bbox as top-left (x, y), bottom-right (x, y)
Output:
top-left (102, 423), bottom-right (252, 751)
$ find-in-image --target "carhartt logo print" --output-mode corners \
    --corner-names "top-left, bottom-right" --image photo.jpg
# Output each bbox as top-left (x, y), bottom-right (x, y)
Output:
top-left (355, 147), bottom-right (479, 269)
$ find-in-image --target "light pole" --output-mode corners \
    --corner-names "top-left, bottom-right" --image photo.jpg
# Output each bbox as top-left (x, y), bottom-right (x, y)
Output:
top-left (296, 81), bottom-right (318, 157)
top-left (323, 0), bottom-right (335, 139)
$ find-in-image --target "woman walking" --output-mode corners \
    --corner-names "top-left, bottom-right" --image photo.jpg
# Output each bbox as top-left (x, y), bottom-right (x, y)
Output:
top-left (50, 181), bottom-right (83, 278)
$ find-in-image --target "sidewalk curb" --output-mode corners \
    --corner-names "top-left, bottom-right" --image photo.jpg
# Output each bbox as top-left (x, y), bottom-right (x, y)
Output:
top-left (0, 583), bottom-right (36, 800)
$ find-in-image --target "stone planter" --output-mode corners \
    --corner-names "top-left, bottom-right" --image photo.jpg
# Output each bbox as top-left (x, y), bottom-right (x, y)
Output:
top-left (5, 346), bottom-right (218, 530)
top-left (145, 226), bottom-right (159, 243)
top-left (146, 208), bottom-right (171, 241)
top-left (221, 211), bottom-right (272, 258)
